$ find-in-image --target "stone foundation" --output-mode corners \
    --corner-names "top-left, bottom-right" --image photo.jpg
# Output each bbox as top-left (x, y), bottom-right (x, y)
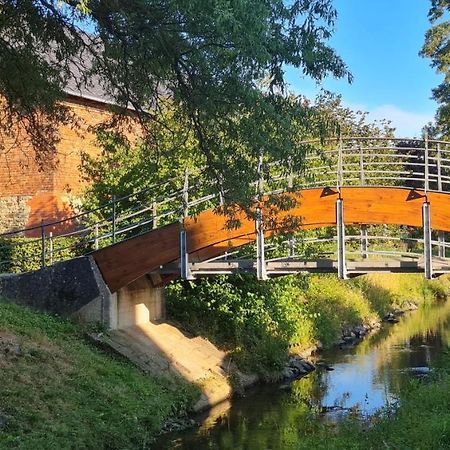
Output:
top-left (0, 256), bottom-right (166, 330)
top-left (0, 196), bottom-right (31, 233)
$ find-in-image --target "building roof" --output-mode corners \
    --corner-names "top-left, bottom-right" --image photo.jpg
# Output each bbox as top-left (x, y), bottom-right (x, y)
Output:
top-left (62, 47), bottom-right (117, 106)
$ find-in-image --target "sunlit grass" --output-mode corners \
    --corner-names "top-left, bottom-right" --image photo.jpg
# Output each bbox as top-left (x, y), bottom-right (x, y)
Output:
top-left (0, 301), bottom-right (198, 449)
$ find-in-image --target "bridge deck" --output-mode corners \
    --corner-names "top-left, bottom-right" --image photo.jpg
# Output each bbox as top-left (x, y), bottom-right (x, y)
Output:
top-left (158, 258), bottom-right (450, 278)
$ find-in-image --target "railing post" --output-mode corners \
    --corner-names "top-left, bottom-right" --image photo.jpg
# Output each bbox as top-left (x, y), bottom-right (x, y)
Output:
top-left (438, 231), bottom-right (446, 258)
top-left (424, 132), bottom-right (429, 193)
top-left (360, 225), bottom-right (368, 259)
top-left (336, 199), bottom-right (347, 279)
top-left (112, 195), bottom-right (117, 244)
top-left (49, 231), bottom-right (53, 266)
top-left (423, 202), bottom-right (433, 279)
top-left (288, 236), bottom-right (295, 258)
top-left (437, 142), bottom-right (442, 191)
top-left (152, 200), bottom-right (158, 229)
top-left (287, 157), bottom-right (294, 191)
top-left (337, 136), bottom-right (344, 189)
top-left (218, 173), bottom-right (225, 206)
top-left (257, 154), bottom-right (264, 199)
top-left (179, 228), bottom-right (193, 280)
top-left (256, 207), bottom-right (267, 280)
top-left (40, 222), bottom-right (46, 268)
top-left (359, 144), bottom-right (365, 186)
top-left (180, 168), bottom-right (193, 280)
top-left (94, 223), bottom-right (99, 250)
top-left (182, 168), bottom-right (189, 218)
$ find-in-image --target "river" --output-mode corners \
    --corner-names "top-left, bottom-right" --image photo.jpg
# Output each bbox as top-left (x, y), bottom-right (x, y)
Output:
top-left (155, 299), bottom-right (450, 449)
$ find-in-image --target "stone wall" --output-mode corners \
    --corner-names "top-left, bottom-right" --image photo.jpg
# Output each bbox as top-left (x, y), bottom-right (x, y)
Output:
top-left (0, 256), bottom-right (166, 329)
top-left (0, 256), bottom-right (112, 324)
top-left (0, 196), bottom-right (32, 233)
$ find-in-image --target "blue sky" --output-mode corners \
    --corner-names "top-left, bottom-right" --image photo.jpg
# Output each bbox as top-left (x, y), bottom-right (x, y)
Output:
top-left (285, 0), bottom-right (442, 137)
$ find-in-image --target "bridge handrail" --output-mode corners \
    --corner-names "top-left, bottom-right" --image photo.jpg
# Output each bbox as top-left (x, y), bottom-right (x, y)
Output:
top-left (2, 135), bottom-right (450, 272)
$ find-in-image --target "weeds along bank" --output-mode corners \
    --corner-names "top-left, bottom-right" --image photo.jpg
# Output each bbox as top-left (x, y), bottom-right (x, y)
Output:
top-left (0, 301), bottom-right (199, 450)
top-left (166, 273), bottom-right (450, 378)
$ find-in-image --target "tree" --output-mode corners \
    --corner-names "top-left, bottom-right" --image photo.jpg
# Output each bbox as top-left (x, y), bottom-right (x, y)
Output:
top-left (313, 90), bottom-right (394, 137)
top-left (421, 0), bottom-right (450, 137)
top-left (1, 0), bottom-right (351, 200)
top-left (0, 1), bottom-right (91, 166)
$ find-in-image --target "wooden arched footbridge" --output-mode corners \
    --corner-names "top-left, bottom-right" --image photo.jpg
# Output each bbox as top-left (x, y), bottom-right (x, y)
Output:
top-left (2, 137), bottom-right (450, 295)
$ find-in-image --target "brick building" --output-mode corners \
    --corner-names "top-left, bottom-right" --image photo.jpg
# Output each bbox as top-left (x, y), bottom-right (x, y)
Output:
top-left (0, 83), bottom-right (126, 234)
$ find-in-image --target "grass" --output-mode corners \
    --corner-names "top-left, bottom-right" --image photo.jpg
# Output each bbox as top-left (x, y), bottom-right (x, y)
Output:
top-left (0, 301), bottom-right (199, 450)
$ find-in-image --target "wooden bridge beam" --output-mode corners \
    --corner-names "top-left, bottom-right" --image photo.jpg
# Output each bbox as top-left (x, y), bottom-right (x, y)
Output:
top-left (93, 186), bottom-right (450, 292)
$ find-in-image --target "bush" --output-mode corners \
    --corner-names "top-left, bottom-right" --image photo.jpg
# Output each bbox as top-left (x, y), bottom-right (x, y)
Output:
top-left (166, 273), bottom-right (450, 376)
top-left (167, 276), bottom-right (314, 378)
top-left (0, 237), bottom-right (86, 273)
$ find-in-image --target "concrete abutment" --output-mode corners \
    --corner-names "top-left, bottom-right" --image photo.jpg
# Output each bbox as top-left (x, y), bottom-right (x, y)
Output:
top-left (0, 256), bottom-right (166, 330)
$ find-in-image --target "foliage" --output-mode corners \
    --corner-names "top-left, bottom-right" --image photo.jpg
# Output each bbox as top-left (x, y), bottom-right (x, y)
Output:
top-left (167, 276), bottom-right (311, 377)
top-left (0, 300), bottom-right (198, 449)
top-left (313, 90), bottom-right (394, 137)
top-left (421, 0), bottom-right (450, 136)
top-left (167, 273), bottom-right (448, 377)
top-left (1, 0), bottom-right (350, 201)
top-left (0, 237), bottom-right (83, 273)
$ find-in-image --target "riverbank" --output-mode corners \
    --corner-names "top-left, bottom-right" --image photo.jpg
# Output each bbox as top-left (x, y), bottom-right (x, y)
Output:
top-left (166, 273), bottom-right (450, 380)
top-left (283, 314), bottom-right (450, 450)
top-left (1, 273), bottom-right (448, 448)
top-left (157, 295), bottom-right (450, 449)
top-left (0, 300), bottom-right (199, 449)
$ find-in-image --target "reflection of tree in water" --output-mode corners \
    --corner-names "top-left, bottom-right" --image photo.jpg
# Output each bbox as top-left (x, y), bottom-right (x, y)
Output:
top-left (290, 371), bottom-right (327, 410)
top-left (163, 376), bottom-right (327, 450)
top-left (371, 301), bottom-right (450, 396)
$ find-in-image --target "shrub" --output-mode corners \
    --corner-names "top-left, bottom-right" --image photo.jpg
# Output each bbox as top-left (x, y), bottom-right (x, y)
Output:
top-left (0, 237), bottom-right (85, 273)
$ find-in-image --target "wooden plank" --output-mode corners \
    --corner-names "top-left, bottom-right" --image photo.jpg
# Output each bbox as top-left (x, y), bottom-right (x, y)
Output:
top-left (93, 223), bottom-right (180, 293)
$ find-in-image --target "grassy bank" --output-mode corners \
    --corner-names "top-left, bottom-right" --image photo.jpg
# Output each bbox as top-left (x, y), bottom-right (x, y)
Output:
top-left (0, 301), bottom-right (199, 450)
top-left (167, 273), bottom-right (450, 378)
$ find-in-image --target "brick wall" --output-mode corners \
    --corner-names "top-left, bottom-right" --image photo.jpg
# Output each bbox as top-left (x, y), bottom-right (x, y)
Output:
top-left (0, 95), bottom-right (132, 235)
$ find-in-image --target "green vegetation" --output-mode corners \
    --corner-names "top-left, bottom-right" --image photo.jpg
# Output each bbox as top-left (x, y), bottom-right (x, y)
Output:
top-left (0, 301), bottom-right (199, 450)
top-left (0, 237), bottom-right (82, 273)
top-left (167, 273), bottom-right (450, 378)
top-left (2, 0), bottom-right (349, 197)
top-left (421, 0), bottom-right (450, 137)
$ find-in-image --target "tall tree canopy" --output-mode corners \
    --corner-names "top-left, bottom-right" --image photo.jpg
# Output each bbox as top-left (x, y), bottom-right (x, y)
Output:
top-left (1, 0), bottom-right (351, 201)
top-left (421, 0), bottom-right (450, 136)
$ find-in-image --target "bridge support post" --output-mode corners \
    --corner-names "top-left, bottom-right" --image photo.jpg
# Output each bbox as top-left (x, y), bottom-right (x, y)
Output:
top-left (288, 236), bottom-right (295, 258)
top-left (360, 225), bottom-right (368, 259)
top-left (256, 207), bottom-right (267, 280)
top-left (438, 231), bottom-right (446, 258)
top-left (336, 199), bottom-right (347, 279)
top-left (423, 202), bottom-right (433, 279)
top-left (180, 229), bottom-right (194, 280)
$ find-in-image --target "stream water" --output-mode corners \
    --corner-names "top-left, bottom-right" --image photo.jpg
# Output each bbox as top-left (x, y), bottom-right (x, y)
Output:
top-left (156, 300), bottom-right (450, 449)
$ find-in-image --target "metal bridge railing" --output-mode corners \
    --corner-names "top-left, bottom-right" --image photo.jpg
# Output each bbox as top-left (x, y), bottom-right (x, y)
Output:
top-left (1, 136), bottom-right (450, 274)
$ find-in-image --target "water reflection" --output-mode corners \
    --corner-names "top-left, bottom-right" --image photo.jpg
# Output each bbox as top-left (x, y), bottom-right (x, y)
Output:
top-left (156, 300), bottom-right (450, 450)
